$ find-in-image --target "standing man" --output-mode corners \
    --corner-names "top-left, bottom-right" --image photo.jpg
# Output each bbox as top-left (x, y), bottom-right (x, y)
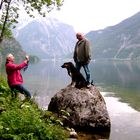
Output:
top-left (5, 53), bottom-right (31, 99)
top-left (73, 32), bottom-right (92, 87)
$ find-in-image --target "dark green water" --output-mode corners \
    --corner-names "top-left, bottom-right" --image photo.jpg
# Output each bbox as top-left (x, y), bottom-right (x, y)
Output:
top-left (7, 60), bottom-right (140, 140)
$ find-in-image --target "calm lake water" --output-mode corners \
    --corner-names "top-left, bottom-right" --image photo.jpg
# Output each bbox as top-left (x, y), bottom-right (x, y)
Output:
top-left (21, 60), bottom-right (140, 140)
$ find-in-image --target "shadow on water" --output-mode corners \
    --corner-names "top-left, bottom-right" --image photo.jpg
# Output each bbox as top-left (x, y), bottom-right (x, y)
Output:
top-left (77, 130), bottom-right (110, 140)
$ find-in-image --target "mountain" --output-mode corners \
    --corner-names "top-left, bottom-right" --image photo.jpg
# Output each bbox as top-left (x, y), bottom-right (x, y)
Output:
top-left (86, 11), bottom-right (140, 60)
top-left (13, 18), bottom-right (76, 59)
top-left (0, 38), bottom-right (26, 65)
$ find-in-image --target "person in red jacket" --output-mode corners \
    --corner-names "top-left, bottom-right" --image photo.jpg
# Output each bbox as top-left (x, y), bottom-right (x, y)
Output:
top-left (5, 53), bottom-right (31, 99)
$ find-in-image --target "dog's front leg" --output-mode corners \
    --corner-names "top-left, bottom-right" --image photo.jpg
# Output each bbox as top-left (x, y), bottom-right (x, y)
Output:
top-left (71, 81), bottom-right (76, 87)
top-left (68, 81), bottom-right (76, 87)
top-left (70, 75), bottom-right (76, 87)
top-left (67, 68), bottom-right (71, 76)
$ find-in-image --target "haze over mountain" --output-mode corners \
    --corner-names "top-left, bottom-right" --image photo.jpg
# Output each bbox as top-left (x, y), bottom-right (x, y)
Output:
top-left (13, 11), bottom-right (140, 60)
top-left (13, 18), bottom-right (76, 59)
top-left (86, 11), bottom-right (140, 60)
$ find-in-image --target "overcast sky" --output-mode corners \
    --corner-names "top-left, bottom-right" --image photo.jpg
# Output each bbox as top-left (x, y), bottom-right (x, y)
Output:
top-left (49, 0), bottom-right (140, 33)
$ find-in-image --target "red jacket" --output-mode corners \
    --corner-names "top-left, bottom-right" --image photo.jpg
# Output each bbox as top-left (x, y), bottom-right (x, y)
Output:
top-left (5, 61), bottom-right (27, 86)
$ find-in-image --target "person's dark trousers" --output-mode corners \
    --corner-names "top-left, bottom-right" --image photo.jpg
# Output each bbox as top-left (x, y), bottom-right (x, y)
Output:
top-left (10, 84), bottom-right (31, 99)
top-left (75, 62), bottom-right (91, 83)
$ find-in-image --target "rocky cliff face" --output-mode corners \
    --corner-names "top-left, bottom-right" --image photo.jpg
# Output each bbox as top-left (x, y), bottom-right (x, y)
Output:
top-left (0, 38), bottom-right (26, 65)
top-left (13, 18), bottom-right (76, 59)
top-left (86, 11), bottom-right (140, 60)
top-left (48, 85), bottom-right (111, 132)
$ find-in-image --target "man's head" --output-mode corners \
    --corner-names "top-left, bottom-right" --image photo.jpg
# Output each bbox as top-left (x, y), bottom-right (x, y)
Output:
top-left (6, 53), bottom-right (14, 62)
top-left (76, 32), bottom-right (84, 40)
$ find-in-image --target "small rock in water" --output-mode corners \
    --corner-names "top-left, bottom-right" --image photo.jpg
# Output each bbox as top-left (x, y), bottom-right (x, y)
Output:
top-left (70, 131), bottom-right (78, 138)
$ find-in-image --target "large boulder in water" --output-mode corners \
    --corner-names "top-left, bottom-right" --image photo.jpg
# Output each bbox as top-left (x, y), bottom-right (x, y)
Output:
top-left (48, 85), bottom-right (111, 132)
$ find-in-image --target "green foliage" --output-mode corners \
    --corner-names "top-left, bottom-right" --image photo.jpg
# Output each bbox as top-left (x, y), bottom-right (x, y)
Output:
top-left (0, 25), bottom-right (13, 39)
top-left (0, 77), bottom-right (11, 96)
top-left (42, 110), bottom-right (65, 126)
top-left (60, 109), bottom-right (70, 120)
top-left (0, 0), bottom-right (64, 41)
top-left (0, 77), bottom-right (69, 140)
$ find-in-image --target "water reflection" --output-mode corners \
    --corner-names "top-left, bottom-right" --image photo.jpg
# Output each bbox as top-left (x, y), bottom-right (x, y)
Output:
top-left (77, 130), bottom-right (110, 140)
top-left (22, 60), bottom-right (140, 111)
top-left (91, 60), bottom-right (140, 111)
top-left (103, 92), bottom-right (140, 140)
top-left (23, 60), bottom-right (71, 108)
top-left (20, 60), bottom-right (140, 140)
top-left (92, 61), bottom-right (140, 89)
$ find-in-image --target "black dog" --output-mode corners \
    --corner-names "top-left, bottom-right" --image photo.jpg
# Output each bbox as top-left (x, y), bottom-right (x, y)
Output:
top-left (61, 62), bottom-right (88, 89)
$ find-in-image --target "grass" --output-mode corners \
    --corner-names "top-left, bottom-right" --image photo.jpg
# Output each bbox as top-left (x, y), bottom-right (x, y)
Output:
top-left (0, 77), bottom-right (69, 140)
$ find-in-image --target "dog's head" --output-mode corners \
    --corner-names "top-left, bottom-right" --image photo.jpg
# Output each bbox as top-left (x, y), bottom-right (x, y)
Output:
top-left (61, 62), bottom-right (74, 69)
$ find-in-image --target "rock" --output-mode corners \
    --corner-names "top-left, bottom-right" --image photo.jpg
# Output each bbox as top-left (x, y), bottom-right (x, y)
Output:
top-left (18, 93), bottom-right (26, 101)
top-left (69, 129), bottom-right (78, 139)
top-left (48, 85), bottom-right (111, 132)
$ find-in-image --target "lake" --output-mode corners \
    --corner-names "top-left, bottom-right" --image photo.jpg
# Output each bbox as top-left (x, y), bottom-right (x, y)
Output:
top-left (22, 60), bottom-right (140, 140)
